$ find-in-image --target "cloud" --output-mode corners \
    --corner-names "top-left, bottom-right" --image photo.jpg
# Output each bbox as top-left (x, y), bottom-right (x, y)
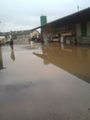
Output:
top-left (0, 0), bottom-right (89, 32)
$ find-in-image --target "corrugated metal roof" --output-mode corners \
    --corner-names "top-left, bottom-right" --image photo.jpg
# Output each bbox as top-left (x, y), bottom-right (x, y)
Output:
top-left (40, 7), bottom-right (90, 28)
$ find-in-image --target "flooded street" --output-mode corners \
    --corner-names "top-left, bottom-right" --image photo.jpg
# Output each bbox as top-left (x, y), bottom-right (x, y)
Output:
top-left (0, 42), bottom-right (90, 120)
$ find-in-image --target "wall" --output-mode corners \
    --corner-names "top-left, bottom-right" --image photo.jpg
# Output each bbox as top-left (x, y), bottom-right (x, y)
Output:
top-left (87, 22), bottom-right (90, 36)
top-left (15, 34), bottom-right (30, 44)
top-left (76, 21), bottom-right (90, 44)
top-left (76, 24), bottom-right (81, 37)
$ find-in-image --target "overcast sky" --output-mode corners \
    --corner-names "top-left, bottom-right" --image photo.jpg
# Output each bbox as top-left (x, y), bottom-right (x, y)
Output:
top-left (0, 0), bottom-right (90, 32)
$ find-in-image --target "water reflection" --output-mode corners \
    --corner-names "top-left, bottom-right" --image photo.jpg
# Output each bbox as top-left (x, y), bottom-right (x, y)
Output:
top-left (10, 47), bottom-right (15, 61)
top-left (0, 47), bottom-right (4, 70)
top-left (34, 43), bottom-right (90, 83)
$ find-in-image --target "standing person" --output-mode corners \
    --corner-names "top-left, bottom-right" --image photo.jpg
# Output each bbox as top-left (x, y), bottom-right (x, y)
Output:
top-left (10, 47), bottom-right (15, 61)
top-left (10, 39), bottom-right (13, 49)
top-left (9, 34), bottom-right (13, 49)
top-left (0, 41), bottom-right (1, 47)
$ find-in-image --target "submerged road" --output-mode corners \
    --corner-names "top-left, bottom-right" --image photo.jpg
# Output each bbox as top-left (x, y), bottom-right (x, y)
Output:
top-left (0, 43), bottom-right (90, 120)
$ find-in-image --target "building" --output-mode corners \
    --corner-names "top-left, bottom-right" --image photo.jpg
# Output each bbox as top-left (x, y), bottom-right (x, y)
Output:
top-left (1, 8), bottom-right (90, 44)
top-left (41, 8), bottom-right (90, 44)
top-left (16, 34), bottom-right (31, 44)
top-left (15, 30), bottom-right (40, 44)
top-left (30, 30), bottom-right (40, 38)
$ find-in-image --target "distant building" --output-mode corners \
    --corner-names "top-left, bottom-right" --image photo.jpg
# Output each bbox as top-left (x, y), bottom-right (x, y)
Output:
top-left (16, 34), bottom-right (31, 44)
top-left (15, 30), bottom-right (40, 44)
top-left (30, 30), bottom-right (39, 38)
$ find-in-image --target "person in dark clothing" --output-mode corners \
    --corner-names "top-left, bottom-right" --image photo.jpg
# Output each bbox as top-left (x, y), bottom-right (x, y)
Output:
top-left (10, 47), bottom-right (15, 61)
top-left (10, 39), bottom-right (14, 49)
top-left (0, 41), bottom-right (1, 47)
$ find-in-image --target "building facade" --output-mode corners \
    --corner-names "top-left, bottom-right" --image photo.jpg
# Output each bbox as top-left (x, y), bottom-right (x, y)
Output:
top-left (41, 8), bottom-right (90, 44)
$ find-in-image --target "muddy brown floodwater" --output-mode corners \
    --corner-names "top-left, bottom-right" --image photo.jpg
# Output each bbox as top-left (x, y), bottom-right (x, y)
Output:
top-left (0, 43), bottom-right (90, 120)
